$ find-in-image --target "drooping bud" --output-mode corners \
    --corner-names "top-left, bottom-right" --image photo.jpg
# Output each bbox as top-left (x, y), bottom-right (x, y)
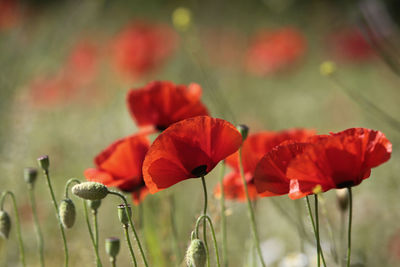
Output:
top-left (186, 238), bottom-right (206, 267)
top-left (236, 124), bottom-right (249, 141)
top-left (59, 199), bottom-right (76, 229)
top-left (0, 210), bottom-right (11, 239)
top-left (71, 182), bottom-right (109, 200)
top-left (336, 188), bottom-right (349, 212)
top-left (105, 237), bottom-right (121, 258)
top-left (87, 199), bottom-right (102, 213)
top-left (24, 167), bottom-right (38, 186)
top-left (37, 155), bottom-right (50, 171)
top-left (117, 204), bottom-right (132, 226)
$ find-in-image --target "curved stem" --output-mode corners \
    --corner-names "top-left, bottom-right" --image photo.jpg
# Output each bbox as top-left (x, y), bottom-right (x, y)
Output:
top-left (108, 191), bottom-right (148, 267)
top-left (305, 196), bottom-right (327, 267)
top-left (28, 187), bottom-right (45, 267)
top-left (218, 162), bottom-right (228, 267)
top-left (64, 178), bottom-right (81, 199)
top-left (346, 188), bottom-right (353, 267)
top-left (238, 148), bottom-right (266, 267)
top-left (42, 169), bottom-right (68, 267)
top-left (123, 225), bottom-right (138, 267)
top-left (83, 200), bottom-right (102, 267)
top-left (0, 191), bottom-right (26, 267)
top-left (315, 195), bottom-right (320, 267)
top-left (200, 176), bottom-right (210, 267)
top-left (194, 215), bottom-right (221, 267)
top-left (168, 194), bottom-right (181, 262)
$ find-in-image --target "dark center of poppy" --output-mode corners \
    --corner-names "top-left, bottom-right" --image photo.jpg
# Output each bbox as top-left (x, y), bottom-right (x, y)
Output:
top-left (156, 125), bottom-right (167, 131)
top-left (191, 165), bottom-right (208, 177)
top-left (336, 181), bottom-right (355, 189)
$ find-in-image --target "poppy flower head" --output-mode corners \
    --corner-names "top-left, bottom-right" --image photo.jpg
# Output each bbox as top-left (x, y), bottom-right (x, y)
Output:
top-left (127, 81), bottom-right (209, 131)
top-left (245, 27), bottom-right (306, 76)
top-left (226, 128), bottom-right (316, 175)
top-left (287, 128), bottom-right (392, 195)
top-left (214, 172), bottom-right (258, 202)
top-left (112, 21), bottom-right (178, 79)
top-left (84, 134), bottom-right (150, 204)
top-left (142, 116), bottom-right (243, 193)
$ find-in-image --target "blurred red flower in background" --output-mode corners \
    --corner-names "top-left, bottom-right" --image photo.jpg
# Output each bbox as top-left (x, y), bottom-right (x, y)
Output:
top-left (245, 27), bottom-right (306, 75)
top-left (112, 21), bottom-right (178, 79)
top-left (84, 134), bottom-right (150, 204)
top-left (327, 27), bottom-right (375, 62)
top-left (127, 81), bottom-right (209, 131)
top-left (143, 116), bottom-right (242, 193)
top-left (0, 0), bottom-right (20, 31)
top-left (214, 171), bottom-right (258, 202)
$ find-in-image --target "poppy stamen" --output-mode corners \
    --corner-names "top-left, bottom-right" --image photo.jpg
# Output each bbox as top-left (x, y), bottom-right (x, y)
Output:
top-left (191, 165), bottom-right (208, 177)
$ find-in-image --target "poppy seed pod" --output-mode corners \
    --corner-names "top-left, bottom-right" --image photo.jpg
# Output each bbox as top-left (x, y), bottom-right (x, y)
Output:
top-left (87, 199), bottom-right (102, 213)
top-left (105, 237), bottom-right (121, 258)
top-left (59, 199), bottom-right (76, 229)
top-left (71, 182), bottom-right (109, 200)
top-left (117, 204), bottom-right (132, 226)
top-left (0, 210), bottom-right (11, 239)
top-left (24, 167), bottom-right (38, 185)
top-left (336, 188), bottom-right (349, 211)
top-left (186, 239), bottom-right (206, 267)
top-left (236, 124), bottom-right (249, 141)
top-left (37, 155), bottom-right (50, 171)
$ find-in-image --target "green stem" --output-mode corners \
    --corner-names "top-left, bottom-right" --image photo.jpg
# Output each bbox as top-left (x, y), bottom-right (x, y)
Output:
top-left (200, 176), bottom-right (210, 267)
top-left (93, 211), bottom-right (99, 247)
top-left (28, 186), bottom-right (45, 267)
top-left (238, 148), bottom-right (266, 267)
top-left (305, 196), bottom-right (327, 267)
top-left (346, 188), bottom-right (353, 267)
top-left (194, 215), bottom-right (221, 267)
top-left (218, 162), bottom-right (228, 267)
top-left (83, 200), bottom-right (102, 267)
top-left (123, 225), bottom-right (138, 267)
top-left (0, 191), bottom-right (26, 267)
top-left (169, 195), bottom-right (182, 262)
top-left (315, 194), bottom-right (320, 267)
top-left (42, 170), bottom-right (68, 267)
top-left (108, 191), bottom-right (148, 267)
top-left (111, 257), bottom-right (117, 267)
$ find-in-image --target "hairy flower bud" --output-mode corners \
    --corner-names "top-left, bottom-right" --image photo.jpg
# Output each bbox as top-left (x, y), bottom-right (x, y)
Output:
top-left (105, 237), bottom-right (121, 258)
top-left (0, 210), bottom-right (11, 239)
top-left (236, 124), bottom-right (249, 141)
top-left (186, 239), bottom-right (206, 267)
top-left (87, 199), bottom-right (102, 213)
top-left (37, 155), bottom-right (50, 171)
top-left (118, 204), bottom-right (132, 226)
top-left (336, 188), bottom-right (349, 212)
top-left (72, 182), bottom-right (109, 200)
top-left (24, 167), bottom-right (38, 185)
top-left (59, 198), bottom-right (76, 229)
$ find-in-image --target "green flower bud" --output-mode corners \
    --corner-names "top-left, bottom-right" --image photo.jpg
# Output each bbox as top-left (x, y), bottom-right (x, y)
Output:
top-left (236, 124), bottom-right (249, 141)
top-left (186, 239), bottom-right (206, 267)
top-left (72, 182), bottom-right (109, 200)
top-left (117, 204), bottom-right (132, 226)
top-left (0, 210), bottom-right (11, 239)
top-left (59, 199), bottom-right (76, 229)
top-left (24, 167), bottom-right (38, 185)
top-left (87, 199), bottom-right (102, 213)
top-left (37, 155), bottom-right (50, 171)
top-left (105, 237), bottom-right (120, 258)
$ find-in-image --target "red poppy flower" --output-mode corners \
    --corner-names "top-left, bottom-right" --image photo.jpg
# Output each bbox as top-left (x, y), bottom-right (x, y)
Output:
top-left (112, 21), bottom-right (178, 79)
top-left (287, 128), bottom-right (392, 197)
top-left (84, 134), bottom-right (150, 204)
top-left (0, 0), bottom-right (20, 31)
top-left (127, 81), bottom-right (209, 131)
top-left (226, 129), bottom-right (316, 175)
top-left (214, 172), bottom-right (258, 202)
top-left (245, 27), bottom-right (306, 76)
top-left (142, 116), bottom-right (243, 193)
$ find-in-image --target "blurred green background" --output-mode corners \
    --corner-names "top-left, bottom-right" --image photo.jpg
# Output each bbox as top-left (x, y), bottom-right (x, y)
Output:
top-left (1, 0), bottom-right (400, 266)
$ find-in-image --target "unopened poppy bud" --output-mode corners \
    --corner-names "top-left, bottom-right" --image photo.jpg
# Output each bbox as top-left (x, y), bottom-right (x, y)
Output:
top-left (87, 199), bottom-right (102, 213)
top-left (72, 182), bottom-right (109, 200)
top-left (186, 238), bottom-right (206, 267)
top-left (24, 167), bottom-right (38, 185)
top-left (0, 210), bottom-right (11, 239)
top-left (236, 124), bottom-right (249, 141)
top-left (105, 237), bottom-right (120, 258)
top-left (118, 204), bottom-right (132, 226)
top-left (320, 61), bottom-right (336, 76)
top-left (336, 188), bottom-right (349, 211)
top-left (59, 199), bottom-right (76, 229)
top-left (37, 155), bottom-right (50, 171)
